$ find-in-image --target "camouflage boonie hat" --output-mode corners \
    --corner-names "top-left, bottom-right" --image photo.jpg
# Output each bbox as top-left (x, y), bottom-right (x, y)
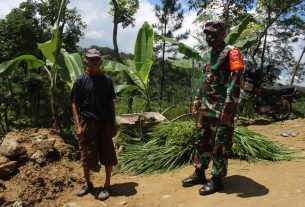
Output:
top-left (203, 21), bottom-right (226, 34)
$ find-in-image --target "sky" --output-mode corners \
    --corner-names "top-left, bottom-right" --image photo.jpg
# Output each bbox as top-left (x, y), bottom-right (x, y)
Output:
top-left (0, 0), bottom-right (198, 54)
top-left (0, 0), bottom-right (304, 85)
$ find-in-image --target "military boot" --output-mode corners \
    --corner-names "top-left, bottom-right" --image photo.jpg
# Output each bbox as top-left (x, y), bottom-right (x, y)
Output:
top-left (182, 169), bottom-right (207, 187)
top-left (199, 176), bottom-right (224, 195)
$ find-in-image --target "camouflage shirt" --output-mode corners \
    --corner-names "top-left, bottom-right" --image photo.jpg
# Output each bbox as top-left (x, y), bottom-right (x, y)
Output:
top-left (195, 43), bottom-right (242, 119)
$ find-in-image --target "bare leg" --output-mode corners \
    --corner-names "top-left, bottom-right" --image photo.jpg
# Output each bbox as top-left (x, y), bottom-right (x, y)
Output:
top-left (83, 165), bottom-right (92, 186)
top-left (104, 165), bottom-right (113, 188)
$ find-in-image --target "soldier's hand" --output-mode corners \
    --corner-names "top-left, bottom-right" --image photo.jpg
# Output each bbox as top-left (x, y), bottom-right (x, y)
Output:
top-left (192, 100), bottom-right (200, 116)
top-left (220, 113), bottom-right (233, 126)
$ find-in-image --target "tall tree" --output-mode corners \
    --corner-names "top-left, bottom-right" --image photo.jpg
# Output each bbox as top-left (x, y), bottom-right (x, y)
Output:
top-left (153, 0), bottom-right (189, 102)
top-left (109, 0), bottom-right (139, 113)
top-left (189, 0), bottom-right (255, 31)
top-left (36, 0), bottom-right (86, 52)
top-left (109, 0), bottom-right (139, 63)
top-left (252, 0), bottom-right (305, 70)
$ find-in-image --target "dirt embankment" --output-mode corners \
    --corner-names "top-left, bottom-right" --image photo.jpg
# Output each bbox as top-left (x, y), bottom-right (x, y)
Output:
top-left (1, 119), bottom-right (305, 207)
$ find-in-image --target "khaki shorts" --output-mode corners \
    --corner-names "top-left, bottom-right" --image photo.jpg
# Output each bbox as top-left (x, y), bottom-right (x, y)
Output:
top-left (79, 117), bottom-right (117, 172)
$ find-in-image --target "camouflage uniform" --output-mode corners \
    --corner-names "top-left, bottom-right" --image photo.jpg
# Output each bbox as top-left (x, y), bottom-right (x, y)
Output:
top-left (193, 42), bottom-right (242, 177)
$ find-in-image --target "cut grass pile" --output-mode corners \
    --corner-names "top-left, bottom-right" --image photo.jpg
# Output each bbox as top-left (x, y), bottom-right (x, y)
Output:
top-left (115, 121), bottom-right (300, 175)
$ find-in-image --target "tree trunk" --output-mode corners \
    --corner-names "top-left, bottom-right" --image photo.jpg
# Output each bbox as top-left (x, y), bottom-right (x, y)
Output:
top-left (50, 82), bottom-right (59, 130)
top-left (112, 0), bottom-right (134, 113)
top-left (290, 46), bottom-right (305, 85)
top-left (260, 0), bottom-right (271, 71)
top-left (160, 16), bottom-right (167, 102)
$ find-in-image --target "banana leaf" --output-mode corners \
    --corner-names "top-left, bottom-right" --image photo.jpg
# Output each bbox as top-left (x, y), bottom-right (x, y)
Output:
top-left (158, 35), bottom-right (201, 61)
top-left (115, 84), bottom-right (139, 95)
top-left (37, 29), bottom-right (59, 63)
top-left (234, 36), bottom-right (259, 51)
top-left (102, 59), bottom-right (130, 72)
top-left (134, 22), bottom-right (154, 85)
top-left (59, 51), bottom-right (84, 87)
top-left (168, 59), bottom-right (193, 70)
top-left (37, 0), bottom-right (67, 63)
top-left (225, 14), bottom-right (252, 45)
top-left (0, 55), bottom-right (44, 77)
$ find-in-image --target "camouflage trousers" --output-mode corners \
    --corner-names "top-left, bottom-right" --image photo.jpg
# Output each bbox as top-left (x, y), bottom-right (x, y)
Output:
top-left (193, 118), bottom-right (234, 177)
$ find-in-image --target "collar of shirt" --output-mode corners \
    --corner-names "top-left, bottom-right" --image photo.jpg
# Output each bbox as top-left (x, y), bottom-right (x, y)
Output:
top-left (86, 69), bottom-right (103, 77)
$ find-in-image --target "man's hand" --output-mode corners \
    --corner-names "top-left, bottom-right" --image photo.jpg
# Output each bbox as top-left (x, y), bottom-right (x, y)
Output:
top-left (220, 113), bottom-right (233, 126)
top-left (76, 124), bottom-right (84, 141)
top-left (111, 124), bottom-right (117, 137)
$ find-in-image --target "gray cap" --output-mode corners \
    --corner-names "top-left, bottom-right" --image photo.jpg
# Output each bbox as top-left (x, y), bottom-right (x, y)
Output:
top-left (203, 21), bottom-right (226, 34)
top-left (85, 48), bottom-right (101, 58)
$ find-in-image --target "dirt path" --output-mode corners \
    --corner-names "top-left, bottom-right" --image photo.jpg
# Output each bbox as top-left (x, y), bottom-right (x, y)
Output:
top-left (54, 119), bottom-right (305, 207)
top-left (2, 119), bottom-right (305, 207)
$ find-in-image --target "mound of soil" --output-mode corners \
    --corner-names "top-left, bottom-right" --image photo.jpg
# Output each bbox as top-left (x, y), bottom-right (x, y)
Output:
top-left (0, 129), bottom-right (82, 207)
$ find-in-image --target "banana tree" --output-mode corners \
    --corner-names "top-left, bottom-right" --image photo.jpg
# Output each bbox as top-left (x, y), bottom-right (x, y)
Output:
top-left (101, 22), bottom-right (154, 111)
top-left (160, 14), bottom-right (258, 67)
top-left (0, 0), bottom-right (68, 129)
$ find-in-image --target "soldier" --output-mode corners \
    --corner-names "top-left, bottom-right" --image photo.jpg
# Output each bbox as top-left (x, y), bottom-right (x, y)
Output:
top-left (182, 21), bottom-right (244, 195)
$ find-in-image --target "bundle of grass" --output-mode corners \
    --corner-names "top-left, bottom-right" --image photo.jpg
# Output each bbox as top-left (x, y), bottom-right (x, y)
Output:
top-left (116, 121), bottom-right (195, 175)
top-left (116, 121), bottom-right (299, 175)
top-left (232, 127), bottom-right (299, 161)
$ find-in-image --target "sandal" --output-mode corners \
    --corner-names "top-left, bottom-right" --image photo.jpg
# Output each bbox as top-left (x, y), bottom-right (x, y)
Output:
top-left (98, 188), bottom-right (110, 201)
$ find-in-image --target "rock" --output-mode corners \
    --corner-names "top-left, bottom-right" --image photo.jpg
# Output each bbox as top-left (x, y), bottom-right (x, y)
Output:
top-left (31, 134), bottom-right (48, 141)
top-left (12, 200), bottom-right (23, 207)
top-left (0, 161), bottom-right (18, 179)
top-left (63, 202), bottom-right (81, 207)
top-left (119, 201), bottom-right (128, 205)
top-left (116, 112), bottom-right (166, 130)
top-left (30, 150), bottom-right (46, 165)
top-left (0, 138), bottom-right (26, 159)
top-left (0, 156), bottom-right (9, 165)
top-left (31, 139), bottom-right (55, 155)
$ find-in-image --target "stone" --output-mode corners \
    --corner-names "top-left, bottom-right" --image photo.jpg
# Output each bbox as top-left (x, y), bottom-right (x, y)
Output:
top-left (63, 202), bottom-right (81, 207)
top-left (0, 138), bottom-right (26, 159)
top-left (31, 139), bottom-right (55, 155)
top-left (12, 200), bottom-right (23, 207)
top-left (30, 150), bottom-right (46, 165)
top-left (0, 161), bottom-right (18, 179)
top-left (31, 134), bottom-right (48, 141)
top-left (0, 156), bottom-right (9, 165)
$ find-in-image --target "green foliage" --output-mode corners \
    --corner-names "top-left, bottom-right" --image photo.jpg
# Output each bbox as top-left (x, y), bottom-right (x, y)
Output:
top-left (109, 0), bottom-right (139, 28)
top-left (103, 22), bottom-right (154, 111)
top-left (291, 97), bottom-right (305, 118)
top-left (232, 127), bottom-right (300, 161)
top-left (0, 55), bottom-right (44, 77)
top-left (224, 14), bottom-right (259, 51)
top-left (57, 50), bottom-right (84, 88)
top-left (116, 121), bottom-right (195, 174)
top-left (116, 121), bottom-right (300, 175)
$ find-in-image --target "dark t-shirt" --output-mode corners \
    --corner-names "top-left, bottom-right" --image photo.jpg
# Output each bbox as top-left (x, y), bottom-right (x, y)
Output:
top-left (71, 73), bottom-right (116, 123)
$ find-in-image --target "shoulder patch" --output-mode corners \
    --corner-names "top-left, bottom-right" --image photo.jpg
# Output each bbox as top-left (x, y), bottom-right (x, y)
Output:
top-left (229, 48), bottom-right (244, 71)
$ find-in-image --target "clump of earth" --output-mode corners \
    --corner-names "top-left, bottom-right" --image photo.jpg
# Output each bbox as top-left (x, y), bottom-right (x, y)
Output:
top-left (0, 128), bottom-right (82, 207)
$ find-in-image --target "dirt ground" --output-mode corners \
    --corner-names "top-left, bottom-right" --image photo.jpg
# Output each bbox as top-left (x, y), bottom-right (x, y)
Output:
top-left (1, 119), bottom-right (305, 207)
